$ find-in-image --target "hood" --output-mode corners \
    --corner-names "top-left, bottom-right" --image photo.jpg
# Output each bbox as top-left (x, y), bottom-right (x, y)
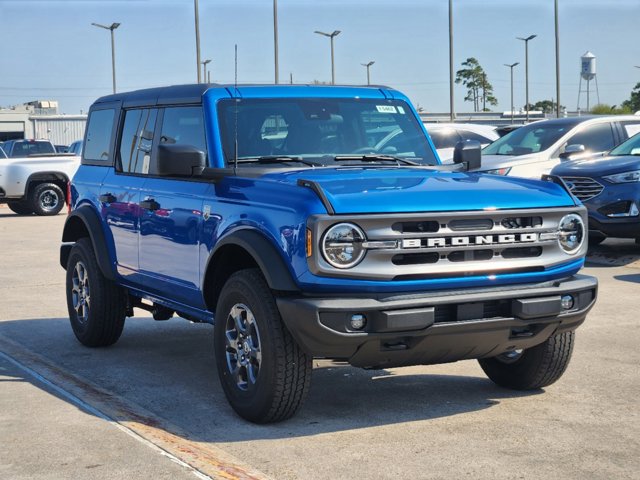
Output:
top-left (551, 155), bottom-right (640, 177)
top-left (480, 152), bottom-right (546, 170)
top-left (261, 167), bottom-right (575, 214)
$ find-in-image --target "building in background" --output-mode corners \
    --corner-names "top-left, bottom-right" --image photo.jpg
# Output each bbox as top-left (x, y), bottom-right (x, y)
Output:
top-left (0, 100), bottom-right (86, 145)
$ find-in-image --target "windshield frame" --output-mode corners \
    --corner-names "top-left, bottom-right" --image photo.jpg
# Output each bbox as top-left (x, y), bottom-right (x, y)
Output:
top-left (215, 97), bottom-right (439, 168)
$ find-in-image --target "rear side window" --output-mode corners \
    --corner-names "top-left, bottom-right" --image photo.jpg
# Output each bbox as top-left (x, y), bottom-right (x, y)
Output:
top-left (8, 141), bottom-right (55, 157)
top-left (118, 108), bottom-right (158, 174)
top-left (84, 109), bottom-right (115, 163)
top-left (621, 121), bottom-right (640, 139)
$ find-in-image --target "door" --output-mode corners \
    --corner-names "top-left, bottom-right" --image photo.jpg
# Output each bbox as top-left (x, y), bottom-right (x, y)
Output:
top-left (100, 108), bottom-right (158, 283)
top-left (138, 106), bottom-right (210, 308)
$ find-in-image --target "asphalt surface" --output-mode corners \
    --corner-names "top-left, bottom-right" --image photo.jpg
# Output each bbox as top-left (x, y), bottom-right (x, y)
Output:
top-left (0, 208), bottom-right (639, 479)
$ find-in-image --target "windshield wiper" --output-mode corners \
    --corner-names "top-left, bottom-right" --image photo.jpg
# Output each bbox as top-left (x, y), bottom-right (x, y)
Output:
top-left (333, 154), bottom-right (420, 166)
top-left (236, 156), bottom-right (321, 167)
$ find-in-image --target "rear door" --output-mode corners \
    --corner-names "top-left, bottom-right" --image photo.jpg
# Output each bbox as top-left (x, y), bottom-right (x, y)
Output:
top-left (138, 105), bottom-right (210, 309)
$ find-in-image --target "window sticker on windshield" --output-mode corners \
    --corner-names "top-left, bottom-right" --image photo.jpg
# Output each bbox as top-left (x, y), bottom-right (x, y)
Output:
top-left (376, 105), bottom-right (397, 114)
top-left (397, 106), bottom-right (405, 114)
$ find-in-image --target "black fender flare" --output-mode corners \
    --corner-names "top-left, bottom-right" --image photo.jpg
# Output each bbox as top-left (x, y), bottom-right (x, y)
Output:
top-left (60, 205), bottom-right (116, 280)
top-left (26, 171), bottom-right (70, 196)
top-left (204, 229), bottom-right (299, 294)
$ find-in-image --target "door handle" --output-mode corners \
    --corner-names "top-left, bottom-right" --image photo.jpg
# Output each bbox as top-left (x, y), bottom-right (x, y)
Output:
top-left (99, 193), bottom-right (116, 203)
top-left (140, 199), bottom-right (160, 211)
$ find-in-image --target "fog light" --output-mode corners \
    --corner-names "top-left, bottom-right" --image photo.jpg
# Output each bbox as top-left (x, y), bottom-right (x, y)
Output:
top-left (561, 295), bottom-right (574, 310)
top-left (350, 314), bottom-right (367, 330)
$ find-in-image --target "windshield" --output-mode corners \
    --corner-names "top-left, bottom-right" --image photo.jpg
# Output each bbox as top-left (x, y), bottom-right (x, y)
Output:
top-left (7, 140), bottom-right (56, 157)
top-left (609, 132), bottom-right (640, 156)
top-left (217, 98), bottom-right (438, 166)
top-left (483, 121), bottom-right (572, 156)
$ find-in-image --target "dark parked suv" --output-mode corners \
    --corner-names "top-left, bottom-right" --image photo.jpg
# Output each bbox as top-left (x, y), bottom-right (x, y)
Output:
top-left (60, 84), bottom-right (597, 423)
top-left (552, 132), bottom-right (640, 243)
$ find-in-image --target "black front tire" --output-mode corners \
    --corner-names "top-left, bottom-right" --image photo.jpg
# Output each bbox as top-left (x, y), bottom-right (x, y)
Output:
top-left (30, 182), bottom-right (65, 216)
top-left (478, 331), bottom-right (575, 390)
top-left (65, 238), bottom-right (127, 347)
top-left (214, 269), bottom-right (312, 423)
top-left (7, 201), bottom-right (34, 215)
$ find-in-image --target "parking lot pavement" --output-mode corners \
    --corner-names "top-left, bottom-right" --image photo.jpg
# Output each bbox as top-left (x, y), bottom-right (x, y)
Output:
top-left (1, 209), bottom-right (639, 479)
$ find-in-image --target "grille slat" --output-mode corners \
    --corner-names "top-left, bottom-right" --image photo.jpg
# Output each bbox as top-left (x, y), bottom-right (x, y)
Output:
top-left (560, 176), bottom-right (604, 201)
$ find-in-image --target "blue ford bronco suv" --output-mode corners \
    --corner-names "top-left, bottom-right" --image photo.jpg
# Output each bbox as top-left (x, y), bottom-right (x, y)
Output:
top-left (60, 84), bottom-right (597, 423)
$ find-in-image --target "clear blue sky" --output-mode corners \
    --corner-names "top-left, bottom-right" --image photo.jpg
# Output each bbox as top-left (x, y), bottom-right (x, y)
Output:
top-left (0, 0), bottom-right (638, 114)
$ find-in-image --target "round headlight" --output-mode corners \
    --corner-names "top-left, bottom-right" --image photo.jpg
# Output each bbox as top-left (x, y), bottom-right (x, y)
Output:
top-left (558, 214), bottom-right (585, 254)
top-left (321, 223), bottom-right (366, 269)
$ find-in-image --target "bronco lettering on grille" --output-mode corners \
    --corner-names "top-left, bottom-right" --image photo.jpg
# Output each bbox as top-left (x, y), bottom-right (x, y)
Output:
top-left (401, 233), bottom-right (539, 249)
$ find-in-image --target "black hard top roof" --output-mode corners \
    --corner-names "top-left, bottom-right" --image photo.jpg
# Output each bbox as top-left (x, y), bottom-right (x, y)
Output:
top-left (94, 84), bottom-right (213, 107)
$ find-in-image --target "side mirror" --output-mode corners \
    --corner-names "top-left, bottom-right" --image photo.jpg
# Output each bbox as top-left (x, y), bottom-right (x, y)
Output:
top-left (157, 144), bottom-right (206, 177)
top-left (453, 139), bottom-right (482, 171)
top-left (559, 144), bottom-right (585, 160)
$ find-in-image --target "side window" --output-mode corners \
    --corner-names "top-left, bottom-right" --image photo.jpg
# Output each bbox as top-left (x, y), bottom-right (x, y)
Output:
top-left (159, 106), bottom-right (207, 156)
top-left (565, 123), bottom-right (615, 153)
top-left (118, 108), bottom-right (158, 174)
top-left (84, 108), bottom-right (115, 164)
top-left (621, 121), bottom-right (640, 139)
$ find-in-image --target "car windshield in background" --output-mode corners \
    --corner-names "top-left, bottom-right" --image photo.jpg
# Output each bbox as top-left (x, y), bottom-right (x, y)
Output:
top-left (483, 122), bottom-right (572, 156)
top-left (7, 140), bottom-right (56, 157)
top-left (609, 132), bottom-right (640, 156)
top-left (0, 146), bottom-right (6, 159)
top-left (217, 98), bottom-right (438, 166)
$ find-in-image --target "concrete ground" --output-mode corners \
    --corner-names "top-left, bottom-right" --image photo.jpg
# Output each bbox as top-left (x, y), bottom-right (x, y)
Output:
top-left (0, 208), bottom-right (639, 479)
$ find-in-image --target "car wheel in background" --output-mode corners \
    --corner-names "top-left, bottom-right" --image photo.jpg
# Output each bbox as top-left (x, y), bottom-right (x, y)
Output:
top-left (7, 201), bottom-right (34, 215)
top-left (30, 182), bottom-right (65, 216)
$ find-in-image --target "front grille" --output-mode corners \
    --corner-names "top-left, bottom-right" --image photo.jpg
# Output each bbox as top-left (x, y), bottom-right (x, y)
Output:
top-left (560, 176), bottom-right (604, 202)
top-left (308, 207), bottom-right (588, 281)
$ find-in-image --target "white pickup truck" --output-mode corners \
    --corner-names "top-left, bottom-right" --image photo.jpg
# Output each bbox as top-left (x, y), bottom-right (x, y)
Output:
top-left (0, 141), bottom-right (80, 215)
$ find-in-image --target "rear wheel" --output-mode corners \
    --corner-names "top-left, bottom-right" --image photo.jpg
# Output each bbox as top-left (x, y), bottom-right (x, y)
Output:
top-left (65, 238), bottom-right (127, 347)
top-left (478, 331), bottom-right (575, 390)
top-left (7, 201), bottom-right (33, 215)
top-left (30, 182), bottom-right (65, 216)
top-left (214, 269), bottom-right (312, 423)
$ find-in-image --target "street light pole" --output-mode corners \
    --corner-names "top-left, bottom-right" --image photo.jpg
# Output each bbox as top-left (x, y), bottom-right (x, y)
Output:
top-left (504, 62), bottom-right (519, 124)
top-left (554, 0), bottom-right (561, 118)
top-left (517, 34), bottom-right (537, 123)
top-left (314, 30), bottom-right (341, 84)
top-left (201, 59), bottom-right (212, 83)
top-left (361, 61), bottom-right (375, 85)
top-left (194, 0), bottom-right (201, 83)
top-left (449, 0), bottom-right (455, 121)
top-left (273, 0), bottom-right (279, 84)
top-left (91, 22), bottom-right (120, 94)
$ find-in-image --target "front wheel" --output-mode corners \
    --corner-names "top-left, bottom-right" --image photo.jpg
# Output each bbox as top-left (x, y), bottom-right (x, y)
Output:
top-left (30, 182), bottom-right (65, 216)
top-left (214, 269), bottom-right (312, 423)
top-left (478, 331), bottom-right (575, 390)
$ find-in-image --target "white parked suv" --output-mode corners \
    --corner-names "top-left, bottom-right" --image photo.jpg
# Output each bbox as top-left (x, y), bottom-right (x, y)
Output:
top-left (424, 123), bottom-right (499, 162)
top-left (480, 115), bottom-right (640, 178)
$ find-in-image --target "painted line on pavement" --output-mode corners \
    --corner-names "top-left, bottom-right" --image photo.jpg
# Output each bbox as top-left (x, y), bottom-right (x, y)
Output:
top-left (0, 335), bottom-right (272, 480)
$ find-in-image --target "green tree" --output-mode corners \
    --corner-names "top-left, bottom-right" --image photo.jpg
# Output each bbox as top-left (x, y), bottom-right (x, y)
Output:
top-left (531, 100), bottom-right (565, 114)
top-left (622, 82), bottom-right (640, 112)
top-left (455, 58), bottom-right (497, 112)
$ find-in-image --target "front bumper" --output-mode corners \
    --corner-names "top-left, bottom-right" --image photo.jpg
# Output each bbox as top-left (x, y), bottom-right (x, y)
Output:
top-left (276, 274), bottom-right (597, 369)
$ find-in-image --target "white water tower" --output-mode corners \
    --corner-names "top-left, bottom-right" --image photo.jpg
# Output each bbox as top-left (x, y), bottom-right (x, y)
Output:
top-left (577, 51), bottom-right (600, 112)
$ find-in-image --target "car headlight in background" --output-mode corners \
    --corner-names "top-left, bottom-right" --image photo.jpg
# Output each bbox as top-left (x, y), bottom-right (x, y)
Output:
top-left (321, 223), bottom-right (366, 268)
top-left (603, 170), bottom-right (640, 183)
top-left (557, 214), bottom-right (585, 254)
top-left (484, 167), bottom-right (512, 176)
